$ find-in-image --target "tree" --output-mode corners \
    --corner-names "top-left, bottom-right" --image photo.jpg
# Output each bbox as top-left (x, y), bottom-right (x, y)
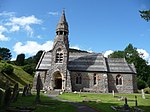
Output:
top-left (108, 51), bottom-right (124, 58)
top-left (109, 44), bottom-right (150, 83)
top-left (124, 44), bottom-right (139, 64)
top-left (139, 10), bottom-right (150, 21)
top-left (34, 50), bottom-right (43, 64)
top-left (0, 47), bottom-right (12, 61)
top-left (16, 54), bottom-right (25, 66)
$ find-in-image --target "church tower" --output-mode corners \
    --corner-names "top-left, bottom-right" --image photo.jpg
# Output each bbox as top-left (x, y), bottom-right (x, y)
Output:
top-left (45, 10), bottom-right (72, 92)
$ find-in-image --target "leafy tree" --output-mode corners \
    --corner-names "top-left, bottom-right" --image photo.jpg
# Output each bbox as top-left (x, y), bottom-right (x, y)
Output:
top-left (139, 10), bottom-right (150, 21)
top-left (124, 44), bottom-right (139, 64)
top-left (137, 78), bottom-right (146, 90)
top-left (108, 51), bottom-right (124, 58)
top-left (34, 50), bottom-right (43, 64)
top-left (16, 53), bottom-right (25, 66)
top-left (0, 47), bottom-right (12, 61)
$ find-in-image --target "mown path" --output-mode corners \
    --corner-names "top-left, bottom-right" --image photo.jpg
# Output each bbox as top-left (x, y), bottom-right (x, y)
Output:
top-left (47, 94), bottom-right (99, 112)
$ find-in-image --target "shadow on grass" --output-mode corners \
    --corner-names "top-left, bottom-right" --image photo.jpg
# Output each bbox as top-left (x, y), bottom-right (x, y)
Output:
top-left (0, 94), bottom-right (76, 112)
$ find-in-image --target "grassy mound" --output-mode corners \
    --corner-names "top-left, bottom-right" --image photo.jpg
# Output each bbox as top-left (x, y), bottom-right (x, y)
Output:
top-left (0, 61), bottom-right (33, 89)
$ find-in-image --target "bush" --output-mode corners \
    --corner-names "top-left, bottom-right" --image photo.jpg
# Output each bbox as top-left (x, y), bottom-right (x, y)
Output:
top-left (1, 64), bottom-right (14, 74)
top-left (22, 65), bottom-right (34, 75)
top-left (144, 87), bottom-right (150, 94)
top-left (147, 77), bottom-right (150, 87)
top-left (137, 79), bottom-right (146, 90)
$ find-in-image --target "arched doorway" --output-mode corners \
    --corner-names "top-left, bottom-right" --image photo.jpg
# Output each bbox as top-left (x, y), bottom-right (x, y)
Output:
top-left (53, 72), bottom-right (62, 89)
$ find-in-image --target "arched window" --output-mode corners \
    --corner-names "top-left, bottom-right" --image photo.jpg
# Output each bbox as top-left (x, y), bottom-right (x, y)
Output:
top-left (94, 73), bottom-right (96, 85)
top-left (76, 73), bottom-right (82, 84)
top-left (55, 48), bottom-right (63, 63)
top-left (116, 75), bottom-right (123, 85)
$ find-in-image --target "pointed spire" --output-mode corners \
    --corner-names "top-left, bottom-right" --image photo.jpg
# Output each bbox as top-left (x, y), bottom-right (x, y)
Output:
top-left (59, 9), bottom-right (67, 23)
top-left (56, 10), bottom-right (69, 34)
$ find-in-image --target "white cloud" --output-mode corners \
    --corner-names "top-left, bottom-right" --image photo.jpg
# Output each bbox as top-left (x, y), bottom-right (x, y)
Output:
top-left (0, 33), bottom-right (9, 41)
top-left (70, 45), bottom-right (80, 50)
top-left (10, 25), bottom-right (20, 32)
top-left (0, 11), bottom-right (15, 17)
top-left (13, 41), bottom-right (53, 56)
top-left (103, 50), bottom-right (114, 57)
top-left (0, 25), bottom-right (9, 41)
top-left (6, 15), bottom-right (42, 36)
top-left (137, 49), bottom-right (150, 64)
top-left (48, 11), bottom-right (58, 16)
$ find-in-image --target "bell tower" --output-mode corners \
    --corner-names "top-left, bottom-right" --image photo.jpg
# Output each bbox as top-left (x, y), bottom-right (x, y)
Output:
top-left (46, 10), bottom-right (71, 92)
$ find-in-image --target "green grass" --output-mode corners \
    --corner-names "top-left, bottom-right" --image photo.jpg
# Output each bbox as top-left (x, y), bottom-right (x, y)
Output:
top-left (0, 94), bottom-right (76, 112)
top-left (58, 93), bottom-right (150, 112)
top-left (0, 62), bottom-right (33, 89)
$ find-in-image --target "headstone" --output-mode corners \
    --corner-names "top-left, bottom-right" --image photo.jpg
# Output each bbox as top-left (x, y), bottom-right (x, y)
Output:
top-left (22, 85), bottom-right (28, 96)
top-left (35, 74), bottom-right (42, 103)
top-left (11, 83), bottom-right (19, 102)
top-left (123, 97), bottom-right (130, 110)
top-left (26, 84), bottom-right (32, 96)
top-left (135, 95), bottom-right (138, 107)
top-left (112, 90), bottom-right (115, 97)
top-left (3, 86), bottom-right (12, 107)
top-left (0, 89), bottom-right (3, 106)
top-left (141, 89), bottom-right (145, 99)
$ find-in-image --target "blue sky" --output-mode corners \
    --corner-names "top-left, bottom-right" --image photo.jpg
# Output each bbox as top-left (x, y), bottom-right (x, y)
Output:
top-left (0, 0), bottom-right (150, 63)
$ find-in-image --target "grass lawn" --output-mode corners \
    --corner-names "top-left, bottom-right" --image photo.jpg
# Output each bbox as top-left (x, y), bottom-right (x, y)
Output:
top-left (58, 93), bottom-right (150, 112)
top-left (0, 94), bottom-right (76, 112)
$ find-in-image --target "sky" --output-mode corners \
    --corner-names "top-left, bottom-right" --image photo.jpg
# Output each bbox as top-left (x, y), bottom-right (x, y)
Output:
top-left (0, 0), bottom-right (150, 63)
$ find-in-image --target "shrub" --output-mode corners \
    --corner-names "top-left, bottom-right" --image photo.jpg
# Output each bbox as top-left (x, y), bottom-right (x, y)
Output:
top-left (144, 87), bottom-right (150, 94)
top-left (137, 79), bottom-right (146, 90)
top-left (22, 65), bottom-right (34, 75)
top-left (1, 64), bottom-right (14, 74)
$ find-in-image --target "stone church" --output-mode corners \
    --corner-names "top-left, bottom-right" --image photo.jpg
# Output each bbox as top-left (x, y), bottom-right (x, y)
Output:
top-left (33, 11), bottom-right (137, 93)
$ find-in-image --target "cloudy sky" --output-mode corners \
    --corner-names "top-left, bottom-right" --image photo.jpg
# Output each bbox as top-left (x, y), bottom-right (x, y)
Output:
top-left (0, 0), bottom-right (150, 63)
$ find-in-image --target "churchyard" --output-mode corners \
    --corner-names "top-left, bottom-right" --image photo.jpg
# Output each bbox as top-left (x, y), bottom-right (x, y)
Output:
top-left (0, 88), bottom-right (150, 112)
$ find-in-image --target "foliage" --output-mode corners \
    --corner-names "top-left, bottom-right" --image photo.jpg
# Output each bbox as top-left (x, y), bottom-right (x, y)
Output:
top-left (0, 47), bottom-right (12, 61)
top-left (22, 64), bottom-right (35, 75)
top-left (108, 43), bottom-right (150, 86)
top-left (108, 50), bottom-right (124, 58)
top-left (137, 78), bottom-right (146, 90)
top-left (16, 53), bottom-right (25, 66)
top-left (139, 10), bottom-right (150, 21)
top-left (147, 76), bottom-right (150, 87)
top-left (1, 64), bottom-right (14, 74)
top-left (144, 87), bottom-right (150, 94)
top-left (0, 62), bottom-right (33, 89)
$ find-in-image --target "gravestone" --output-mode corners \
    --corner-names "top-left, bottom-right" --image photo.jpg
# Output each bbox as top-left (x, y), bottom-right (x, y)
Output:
top-left (0, 89), bottom-right (3, 106)
top-left (35, 74), bottom-right (42, 103)
top-left (3, 86), bottom-right (12, 107)
top-left (135, 95), bottom-right (138, 107)
top-left (11, 83), bottom-right (19, 102)
top-left (22, 85), bottom-right (28, 96)
top-left (141, 89), bottom-right (145, 99)
top-left (26, 84), bottom-right (32, 96)
top-left (112, 90), bottom-right (115, 97)
top-left (123, 97), bottom-right (130, 110)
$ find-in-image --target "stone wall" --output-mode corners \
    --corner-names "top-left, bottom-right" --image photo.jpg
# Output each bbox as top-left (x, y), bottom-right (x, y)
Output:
top-left (70, 71), bottom-right (108, 93)
top-left (108, 73), bottom-right (136, 93)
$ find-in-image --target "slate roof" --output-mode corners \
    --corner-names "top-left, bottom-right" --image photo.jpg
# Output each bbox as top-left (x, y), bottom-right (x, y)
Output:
top-left (36, 49), bottom-right (136, 74)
